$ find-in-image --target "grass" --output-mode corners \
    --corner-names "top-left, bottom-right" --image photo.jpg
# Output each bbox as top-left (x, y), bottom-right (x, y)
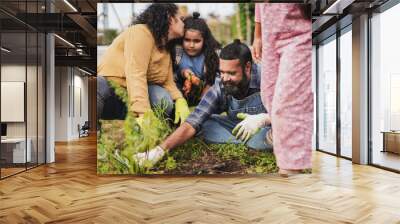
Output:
top-left (97, 81), bottom-right (277, 175)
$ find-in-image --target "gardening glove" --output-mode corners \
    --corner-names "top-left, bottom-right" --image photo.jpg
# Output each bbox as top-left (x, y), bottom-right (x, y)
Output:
top-left (174, 98), bottom-right (190, 125)
top-left (232, 113), bottom-right (271, 143)
top-left (134, 145), bottom-right (165, 167)
top-left (136, 115), bottom-right (144, 128)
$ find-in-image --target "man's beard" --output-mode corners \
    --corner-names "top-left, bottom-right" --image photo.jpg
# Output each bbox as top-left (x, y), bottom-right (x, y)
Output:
top-left (223, 73), bottom-right (249, 99)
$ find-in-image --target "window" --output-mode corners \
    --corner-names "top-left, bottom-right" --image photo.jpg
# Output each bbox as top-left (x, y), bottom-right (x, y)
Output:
top-left (0, 1), bottom-right (46, 179)
top-left (370, 2), bottom-right (400, 171)
top-left (317, 35), bottom-right (337, 154)
top-left (339, 27), bottom-right (352, 158)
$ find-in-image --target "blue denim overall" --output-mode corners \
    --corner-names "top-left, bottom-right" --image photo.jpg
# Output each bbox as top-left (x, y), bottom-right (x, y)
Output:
top-left (200, 91), bottom-right (272, 151)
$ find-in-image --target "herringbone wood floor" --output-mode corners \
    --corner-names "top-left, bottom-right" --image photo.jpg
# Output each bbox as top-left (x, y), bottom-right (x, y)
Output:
top-left (1, 136), bottom-right (400, 224)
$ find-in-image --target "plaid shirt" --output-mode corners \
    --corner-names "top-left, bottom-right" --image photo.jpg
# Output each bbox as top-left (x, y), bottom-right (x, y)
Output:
top-left (185, 63), bottom-right (261, 131)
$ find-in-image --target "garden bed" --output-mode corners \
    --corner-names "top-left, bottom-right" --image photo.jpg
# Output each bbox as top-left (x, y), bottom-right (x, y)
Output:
top-left (97, 81), bottom-right (278, 175)
top-left (97, 117), bottom-right (277, 175)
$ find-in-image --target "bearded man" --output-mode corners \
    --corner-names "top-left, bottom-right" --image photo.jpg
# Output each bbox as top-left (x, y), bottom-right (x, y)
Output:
top-left (135, 39), bottom-right (273, 165)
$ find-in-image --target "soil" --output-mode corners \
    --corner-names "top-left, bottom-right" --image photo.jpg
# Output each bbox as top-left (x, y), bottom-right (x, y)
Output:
top-left (163, 149), bottom-right (247, 175)
top-left (98, 119), bottom-right (277, 175)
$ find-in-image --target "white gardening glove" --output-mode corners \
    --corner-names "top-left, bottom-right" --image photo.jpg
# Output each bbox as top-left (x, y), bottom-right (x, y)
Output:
top-left (232, 113), bottom-right (271, 142)
top-left (134, 145), bottom-right (165, 167)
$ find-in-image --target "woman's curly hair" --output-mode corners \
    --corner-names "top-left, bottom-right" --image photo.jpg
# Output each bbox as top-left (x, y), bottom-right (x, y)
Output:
top-left (181, 12), bottom-right (221, 85)
top-left (133, 3), bottom-right (179, 51)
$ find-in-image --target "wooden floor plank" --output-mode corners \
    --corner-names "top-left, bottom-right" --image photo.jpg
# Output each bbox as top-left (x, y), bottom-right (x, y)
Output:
top-left (0, 136), bottom-right (400, 223)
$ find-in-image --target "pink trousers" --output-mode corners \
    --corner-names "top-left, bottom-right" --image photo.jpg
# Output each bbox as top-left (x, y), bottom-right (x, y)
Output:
top-left (259, 12), bottom-right (313, 170)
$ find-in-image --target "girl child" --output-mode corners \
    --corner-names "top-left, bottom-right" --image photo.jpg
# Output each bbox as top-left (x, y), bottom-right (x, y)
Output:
top-left (174, 12), bottom-right (221, 106)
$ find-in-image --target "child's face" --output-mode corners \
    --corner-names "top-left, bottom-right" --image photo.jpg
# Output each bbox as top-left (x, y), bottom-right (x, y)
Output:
top-left (183, 29), bottom-right (204, 56)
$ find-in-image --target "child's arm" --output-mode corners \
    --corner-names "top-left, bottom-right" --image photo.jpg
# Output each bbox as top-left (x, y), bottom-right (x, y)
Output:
top-left (252, 3), bottom-right (262, 62)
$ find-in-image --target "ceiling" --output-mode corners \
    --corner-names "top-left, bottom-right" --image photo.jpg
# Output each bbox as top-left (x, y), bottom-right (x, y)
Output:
top-left (0, 0), bottom-right (97, 74)
top-left (1, 0), bottom-right (396, 72)
top-left (310, 0), bottom-right (390, 43)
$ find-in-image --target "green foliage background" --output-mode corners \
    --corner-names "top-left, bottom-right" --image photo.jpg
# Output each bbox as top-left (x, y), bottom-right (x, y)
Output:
top-left (231, 3), bottom-right (255, 44)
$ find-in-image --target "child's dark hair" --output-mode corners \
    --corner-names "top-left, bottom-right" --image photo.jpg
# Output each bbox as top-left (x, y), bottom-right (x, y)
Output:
top-left (183, 12), bottom-right (221, 85)
top-left (219, 39), bottom-right (253, 74)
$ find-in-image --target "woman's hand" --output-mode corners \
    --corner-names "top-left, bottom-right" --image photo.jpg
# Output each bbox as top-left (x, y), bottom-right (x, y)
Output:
top-left (174, 98), bottom-right (190, 125)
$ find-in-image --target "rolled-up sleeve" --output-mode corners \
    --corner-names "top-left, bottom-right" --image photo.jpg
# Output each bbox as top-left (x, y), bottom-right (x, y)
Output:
top-left (185, 82), bottom-right (222, 131)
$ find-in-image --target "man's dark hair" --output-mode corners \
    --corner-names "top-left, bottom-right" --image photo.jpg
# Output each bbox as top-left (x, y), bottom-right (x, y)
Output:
top-left (133, 3), bottom-right (178, 50)
top-left (219, 39), bottom-right (253, 73)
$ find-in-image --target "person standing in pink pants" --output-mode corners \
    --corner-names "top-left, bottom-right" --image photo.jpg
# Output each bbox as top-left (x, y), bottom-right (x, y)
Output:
top-left (252, 3), bottom-right (313, 176)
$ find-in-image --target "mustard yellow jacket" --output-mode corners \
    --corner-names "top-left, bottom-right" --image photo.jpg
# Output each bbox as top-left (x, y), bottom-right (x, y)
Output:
top-left (97, 24), bottom-right (182, 116)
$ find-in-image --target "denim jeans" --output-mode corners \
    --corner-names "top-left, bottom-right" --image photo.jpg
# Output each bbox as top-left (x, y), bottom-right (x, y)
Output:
top-left (198, 92), bottom-right (272, 151)
top-left (97, 76), bottom-right (174, 121)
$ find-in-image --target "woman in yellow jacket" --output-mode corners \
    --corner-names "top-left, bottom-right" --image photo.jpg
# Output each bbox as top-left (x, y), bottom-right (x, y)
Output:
top-left (97, 3), bottom-right (190, 126)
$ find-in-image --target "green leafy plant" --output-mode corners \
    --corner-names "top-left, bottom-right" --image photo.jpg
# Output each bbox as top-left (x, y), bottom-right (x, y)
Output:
top-left (165, 156), bottom-right (177, 171)
top-left (98, 81), bottom-right (172, 174)
top-left (98, 80), bottom-right (278, 175)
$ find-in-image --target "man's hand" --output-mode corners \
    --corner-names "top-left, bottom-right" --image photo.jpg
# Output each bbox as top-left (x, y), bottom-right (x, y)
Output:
top-left (133, 145), bottom-right (165, 167)
top-left (232, 113), bottom-right (271, 142)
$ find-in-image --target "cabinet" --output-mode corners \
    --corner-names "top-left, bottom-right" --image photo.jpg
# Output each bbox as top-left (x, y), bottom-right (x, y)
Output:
top-left (0, 138), bottom-right (32, 165)
top-left (382, 131), bottom-right (400, 154)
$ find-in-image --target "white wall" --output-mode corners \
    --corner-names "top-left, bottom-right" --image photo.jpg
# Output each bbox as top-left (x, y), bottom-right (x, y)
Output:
top-left (55, 66), bottom-right (69, 141)
top-left (54, 67), bottom-right (89, 141)
top-left (0, 65), bottom-right (39, 137)
top-left (73, 73), bottom-right (89, 137)
top-left (1, 65), bottom-right (26, 139)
